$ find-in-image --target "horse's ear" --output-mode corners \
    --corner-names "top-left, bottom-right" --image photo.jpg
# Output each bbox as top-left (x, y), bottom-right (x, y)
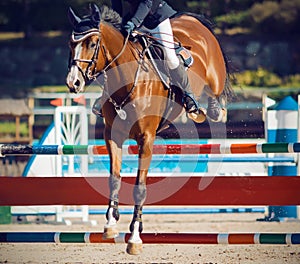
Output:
top-left (68, 7), bottom-right (81, 27)
top-left (89, 3), bottom-right (101, 26)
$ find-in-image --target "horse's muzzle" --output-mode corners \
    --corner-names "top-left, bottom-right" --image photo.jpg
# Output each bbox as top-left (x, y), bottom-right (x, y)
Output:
top-left (66, 70), bottom-right (85, 94)
top-left (66, 79), bottom-right (79, 93)
top-left (68, 86), bottom-right (77, 94)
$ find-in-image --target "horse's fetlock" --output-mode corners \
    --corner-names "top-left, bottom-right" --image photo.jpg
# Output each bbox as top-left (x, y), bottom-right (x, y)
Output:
top-left (112, 207), bottom-right (120, 221)
top-left (129, 220), bottom-right (143, 233)
top-left (138, 221), bottom-right (143, 233)
top-left (129, 205), bottom-right (143, 232)
top-left (106, 200), bottom-right (120, 221)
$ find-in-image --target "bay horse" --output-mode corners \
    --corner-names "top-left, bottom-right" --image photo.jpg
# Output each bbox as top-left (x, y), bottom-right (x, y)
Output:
top-left (66, 4), bottom-right (233, 255)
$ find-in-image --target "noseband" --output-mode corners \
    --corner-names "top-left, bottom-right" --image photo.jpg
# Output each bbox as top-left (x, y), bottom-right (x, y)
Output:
top-left (69, 29), bottom-right (101, 82)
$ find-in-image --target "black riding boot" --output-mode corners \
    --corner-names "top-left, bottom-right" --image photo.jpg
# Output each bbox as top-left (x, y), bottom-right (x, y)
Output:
top-left (169, 65), bottom-right (198, 113)
top-left (92, 97), bottom-right (103, 117)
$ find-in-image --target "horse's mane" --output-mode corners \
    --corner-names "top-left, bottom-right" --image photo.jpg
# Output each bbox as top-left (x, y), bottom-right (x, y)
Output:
top-left (100, 5), bottom-right (122, 30)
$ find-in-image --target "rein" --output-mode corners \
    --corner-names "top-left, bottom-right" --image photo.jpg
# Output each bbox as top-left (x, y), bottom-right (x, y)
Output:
top-left (101, 34), bottom-right (130, 73)
top-left (69, 28), bottom-right (167, 121)
top-left (100, 33), bottom-right (148, 120)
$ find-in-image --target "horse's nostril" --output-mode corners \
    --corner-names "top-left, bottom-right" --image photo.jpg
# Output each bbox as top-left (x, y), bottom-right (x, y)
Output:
top-left (75, 80), bottom-right (80, 87)
top-left (69, 87), bottom-right (76, 93)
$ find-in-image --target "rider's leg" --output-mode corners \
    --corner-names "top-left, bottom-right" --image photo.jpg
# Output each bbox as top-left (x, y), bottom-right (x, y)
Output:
top-left (151, 19), bottom-right (198, 113)
top-left (169, 64), bottom-right (198, 113)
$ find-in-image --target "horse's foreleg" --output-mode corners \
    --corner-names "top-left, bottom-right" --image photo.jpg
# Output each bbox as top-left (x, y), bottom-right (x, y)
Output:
top-left (103, 137), bottom-right (122, 239)
top-left (103, 174), bottom-right (121, 239)
top-left (126, 133), bottom-right (154, 255)
top-left (126, 183), bottom-right (146, 254)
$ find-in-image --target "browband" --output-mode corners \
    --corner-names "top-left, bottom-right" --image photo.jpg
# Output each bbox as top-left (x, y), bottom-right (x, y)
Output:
top-left (71, 29), bottom-right (100, 43)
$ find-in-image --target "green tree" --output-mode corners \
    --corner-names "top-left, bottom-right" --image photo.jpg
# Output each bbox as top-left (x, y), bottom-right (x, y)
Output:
top-left (0, 0), bottom-right (111, 37)
top-left (250, 0), bottom-right (300, 34)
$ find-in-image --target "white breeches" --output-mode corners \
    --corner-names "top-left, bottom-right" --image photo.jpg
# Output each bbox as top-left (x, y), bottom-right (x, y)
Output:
top-left (140, 18), bottom-right (180, 69)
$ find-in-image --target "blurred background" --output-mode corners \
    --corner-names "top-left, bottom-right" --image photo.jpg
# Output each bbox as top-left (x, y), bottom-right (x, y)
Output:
top-left (0, 0), bottom-right (299, 143)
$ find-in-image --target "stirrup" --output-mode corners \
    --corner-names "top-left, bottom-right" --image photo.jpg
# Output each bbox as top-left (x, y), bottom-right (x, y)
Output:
top-left (184, 93), bottom-right (198, 113)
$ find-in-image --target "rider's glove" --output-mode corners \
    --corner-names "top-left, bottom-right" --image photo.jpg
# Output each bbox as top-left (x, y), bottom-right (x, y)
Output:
top-left (123, 21), bottom-right (135, 35)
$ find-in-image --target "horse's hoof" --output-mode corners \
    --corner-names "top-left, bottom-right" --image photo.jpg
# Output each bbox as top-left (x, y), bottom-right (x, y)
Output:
top-left (207, 107), bottom-right (226, 123)
top-left (187, 108), bottom-right (206, 123)
top-left (126, 241), bottom-right (143, 255)
top-left (103, 226), bottom-right (119, 239)
top-left (221, 108), bottom-right (227, 123)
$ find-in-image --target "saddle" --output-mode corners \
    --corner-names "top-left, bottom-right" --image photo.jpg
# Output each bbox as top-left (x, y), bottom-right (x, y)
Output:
top-left (137, 35), bottom-right (195, 132)
top-left (137, 34), bottom-right (194, 88)
top-left (149, 44), bottom-right (193, 69)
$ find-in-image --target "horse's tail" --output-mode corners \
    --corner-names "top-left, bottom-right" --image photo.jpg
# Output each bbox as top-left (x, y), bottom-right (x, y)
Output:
top-left (175, 12), bottom-right (235, 102)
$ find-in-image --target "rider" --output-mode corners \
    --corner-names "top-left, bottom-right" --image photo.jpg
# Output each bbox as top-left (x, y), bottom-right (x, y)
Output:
top-left (92, 0), bottom-right (198, 116)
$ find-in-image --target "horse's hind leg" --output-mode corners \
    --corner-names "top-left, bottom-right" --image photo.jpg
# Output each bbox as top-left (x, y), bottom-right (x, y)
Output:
top-left (103, 133), bottom-right (123, 239)
top-left (204, 85), bottom-right (227, 123)
top-left (126, 132), bottom-right (154, 255)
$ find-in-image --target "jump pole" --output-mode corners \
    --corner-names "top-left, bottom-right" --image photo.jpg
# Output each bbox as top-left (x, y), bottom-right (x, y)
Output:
top-left (1, 176), bottom-right (300, 206)
top-left (1, 142), bottom-right (300, 156)
top-left (0, 232), bottom-right (299, 244)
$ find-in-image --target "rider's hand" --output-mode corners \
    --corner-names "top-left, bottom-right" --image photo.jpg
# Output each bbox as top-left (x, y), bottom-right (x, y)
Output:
top-left (123, 21), bottom-right (135, 35)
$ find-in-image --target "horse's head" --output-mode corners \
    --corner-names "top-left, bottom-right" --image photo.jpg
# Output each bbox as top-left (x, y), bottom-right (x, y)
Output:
top-left (66, 3), bottom-right (102, 93)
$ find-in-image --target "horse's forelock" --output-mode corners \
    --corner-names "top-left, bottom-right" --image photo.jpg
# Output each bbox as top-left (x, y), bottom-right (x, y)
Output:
top-left (71, 5), bottom-right (122, 33)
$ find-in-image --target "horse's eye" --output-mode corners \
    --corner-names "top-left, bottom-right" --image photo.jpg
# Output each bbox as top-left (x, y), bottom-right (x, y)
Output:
top-left (89, 42), bottom-right (97, 49)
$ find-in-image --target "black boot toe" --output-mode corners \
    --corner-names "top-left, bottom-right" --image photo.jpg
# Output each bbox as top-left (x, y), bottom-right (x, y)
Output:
top-left (184, 95), bottom-right (198, 113)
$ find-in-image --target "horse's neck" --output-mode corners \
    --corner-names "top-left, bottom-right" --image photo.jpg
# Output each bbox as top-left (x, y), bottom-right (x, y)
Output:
top-left (101, 23), bottom-right (138, 63)
top-left (101, 23), bottom-right (141, 99)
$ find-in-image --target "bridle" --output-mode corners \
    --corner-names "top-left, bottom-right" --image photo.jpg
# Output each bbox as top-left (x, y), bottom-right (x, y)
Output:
top-left (68, 26), bottom-right (138, 120)
top-left (68, 29), bottom-right (102, 82)
top-left (68, 27), bottom-right (132, 84)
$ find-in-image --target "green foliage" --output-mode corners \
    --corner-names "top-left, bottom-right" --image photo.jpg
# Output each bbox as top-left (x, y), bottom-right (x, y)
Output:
top-left (250, 0), bottom-right (300, 34)
top-left (1, 0), bottom-right (300, 37)
top-left (215, 10), bottom-right (252, 29)
top-left (234, 67), bottom-right (283, 87)
top-left (235, 68), bottom-right (300, 88)
top-left (0, 122), bottom-right (29, 136)
top-left (283, 74), bottom-right (300, 88)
